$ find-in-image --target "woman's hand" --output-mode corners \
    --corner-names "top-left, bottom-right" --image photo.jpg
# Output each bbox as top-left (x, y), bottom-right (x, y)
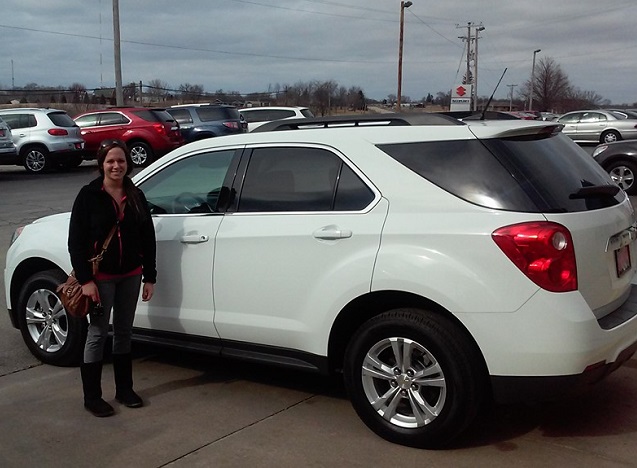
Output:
top-left (142, 282), bottom-right (154, 302)
top-left (81, 281), bottom-right (100, 303)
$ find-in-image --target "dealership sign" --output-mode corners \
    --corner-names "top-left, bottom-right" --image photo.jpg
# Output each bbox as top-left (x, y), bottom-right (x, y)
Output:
top-left (450, 84), bottom-right (471, 111)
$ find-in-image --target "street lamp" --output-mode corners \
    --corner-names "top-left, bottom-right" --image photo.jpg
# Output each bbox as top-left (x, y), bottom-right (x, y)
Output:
top-left (397, 0), bottom-right (412, 111)
top-left (473, 25), bottom-right (485, 111)
top-left (529, 48), bottom-right (541, 111)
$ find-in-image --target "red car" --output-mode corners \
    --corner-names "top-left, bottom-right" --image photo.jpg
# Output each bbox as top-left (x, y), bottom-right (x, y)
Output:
top-left (74, 107), bottom-right (183, 166)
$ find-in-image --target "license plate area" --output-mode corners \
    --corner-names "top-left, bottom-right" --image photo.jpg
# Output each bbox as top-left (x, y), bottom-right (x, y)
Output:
top-left (615, 244), bottom-right (631, 278)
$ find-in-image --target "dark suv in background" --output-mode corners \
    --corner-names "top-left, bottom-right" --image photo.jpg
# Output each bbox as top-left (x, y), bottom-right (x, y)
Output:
top-left (74, 107), bottom-right (183, 166)
top-left (167, 104), bottom-right (245, 143)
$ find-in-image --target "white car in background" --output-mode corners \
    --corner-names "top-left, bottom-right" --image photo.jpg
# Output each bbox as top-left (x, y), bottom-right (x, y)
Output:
top-left (6, 114), bottom-right (637, 448)
top-left (239, 106), bottom-right (314, 131)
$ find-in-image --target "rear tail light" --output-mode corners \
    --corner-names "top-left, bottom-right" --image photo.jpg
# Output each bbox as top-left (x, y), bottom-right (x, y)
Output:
top-left (492, 222), bottom-right (577, 292)
top-left (223, 121), bottom-right (239, 130)
top-left (0, 129), bottom-right (4, 137)
top-left (48, 128), bottom-right (69, 136)
top-left (152, 123), bottom-right (167, 136)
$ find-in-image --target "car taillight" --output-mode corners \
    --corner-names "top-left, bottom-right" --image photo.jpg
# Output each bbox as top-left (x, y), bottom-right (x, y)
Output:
top-left (152, 123), bottom-right (167, 136)
top-left (48, 128), bottom-right (69, 136)
top-left (0, 129), bottom-right (4, 137)
top-left (223, 121), bottom-right (239, 130)
top-left (492, 222), bottom-right (577, 292)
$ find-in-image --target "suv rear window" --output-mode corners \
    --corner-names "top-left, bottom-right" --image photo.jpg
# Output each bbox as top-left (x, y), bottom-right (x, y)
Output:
top-left (379, 133), bottom-right (622, 213)
top-left (133, 109), bottom-right (175, 123)
top-left (47, 111), bottom-right (76, 127)
top-left (196, 107), bottom-right (239, 122)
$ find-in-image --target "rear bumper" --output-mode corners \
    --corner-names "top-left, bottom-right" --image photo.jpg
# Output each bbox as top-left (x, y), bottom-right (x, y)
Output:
top-left (492, 339), bottom-right (637, 404)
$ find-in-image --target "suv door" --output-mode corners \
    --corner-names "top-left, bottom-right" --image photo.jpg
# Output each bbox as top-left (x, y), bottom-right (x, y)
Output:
top-left (135, 148), bottom-right (239, 337)
top-left (212, 145), bottom-right (387, 354)
top-left (77, 112), bottom-right (129, 153)
top-left (1, 112), bottom-right (34, 152)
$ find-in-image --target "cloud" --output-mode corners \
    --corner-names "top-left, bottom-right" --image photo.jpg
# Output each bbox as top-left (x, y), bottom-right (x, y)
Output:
top-left (1, 0), bottom-right (636, 105)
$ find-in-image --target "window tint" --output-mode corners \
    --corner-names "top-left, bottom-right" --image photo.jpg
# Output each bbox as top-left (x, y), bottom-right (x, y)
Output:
top-left (1, 113), bottom-right (35, 129)
top-left (47, 112), bottom-right (76, 127)
top-left (197, 107), bottom-right (239, 121)
top-left (301, 109), bottom-right (314, 118)
top-left (74, 114), bottom-right (99, 127)
top-left (167, 109), bottom-right (192, 125)
top-left (139, 150), bottom-right (236, 214)
top-left (240, 109), bottom-right (269, 123)
top-left (268, 110), bottom-right (296, 120)
top-left (379, 133), bottom-right (621, 213)
top-left (558, 113), bottom-right (581, 124)
top-left (132, 109), bottom-right (164, 123)
top-left (580, 112), bottom-right (604, 123)
top-left (99, 113), bottom-right (128, 126)
top-left (238, 147), bottom-right (372, 212)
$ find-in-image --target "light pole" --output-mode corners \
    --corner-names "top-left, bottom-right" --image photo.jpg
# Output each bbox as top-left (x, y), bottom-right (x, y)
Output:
top-left (113, 0), bottom-right (123, 106)
top-left (529, 49), bottom-right (541, 111)
top-left (397, 0), bottom-right (412, 111)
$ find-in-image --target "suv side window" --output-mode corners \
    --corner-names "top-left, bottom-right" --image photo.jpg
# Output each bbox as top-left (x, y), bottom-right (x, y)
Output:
top-left (2, 113), bottom-right (36, 129)
top-left (74, 114), bottom-right (99, 128)
top-left (267, 110), bottom-right (296, 120)
top-left (238, 147), bottom-right (373, 212)
top-left (167, 108), bottom-right (193, 125)
top-left (99, 112), bottom-right (129, 126)
top-left (139, 149), bottom-right (236, 215)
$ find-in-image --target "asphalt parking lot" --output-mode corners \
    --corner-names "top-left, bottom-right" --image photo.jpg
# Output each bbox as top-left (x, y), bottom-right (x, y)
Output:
top-left (2, 157), bottom-right (637, 467)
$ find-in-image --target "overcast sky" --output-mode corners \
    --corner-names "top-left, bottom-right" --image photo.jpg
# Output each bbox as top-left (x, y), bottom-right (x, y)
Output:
top-left (1, 0), bottom-right (635, 105)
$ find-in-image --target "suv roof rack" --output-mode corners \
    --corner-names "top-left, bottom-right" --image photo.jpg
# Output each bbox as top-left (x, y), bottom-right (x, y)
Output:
top-left (251, 113), bottom-right (464, 132)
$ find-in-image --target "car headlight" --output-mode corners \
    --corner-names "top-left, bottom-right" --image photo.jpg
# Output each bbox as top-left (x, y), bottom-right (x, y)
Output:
top-left (593, 145), bottom-right (607, 157)
top-left (10, 226), bottom-right (24, 246)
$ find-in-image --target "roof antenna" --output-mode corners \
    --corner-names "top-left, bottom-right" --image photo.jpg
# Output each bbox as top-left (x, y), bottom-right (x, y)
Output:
top-left (479, 68), bottom-right (507, 120)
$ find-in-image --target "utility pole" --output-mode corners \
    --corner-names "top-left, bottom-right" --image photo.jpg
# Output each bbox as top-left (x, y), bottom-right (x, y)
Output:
top-left (507, 84), bottom-right (517, 111)
top-left (529, 49), bottom-right (541, 111)
top-left (113, 0), bottom-right (123, 106)
top-left (397, 1), bottom-right (413, 111)
top-left (457, 22), bottom-right (484, 111)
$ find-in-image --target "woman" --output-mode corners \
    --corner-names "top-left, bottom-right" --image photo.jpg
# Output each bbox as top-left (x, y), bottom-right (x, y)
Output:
top-left (68, 139), bottom-right (156, 417)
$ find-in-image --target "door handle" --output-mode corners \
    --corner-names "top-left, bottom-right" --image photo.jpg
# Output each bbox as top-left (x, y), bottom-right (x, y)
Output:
top-left (180, 234), bottom-right (209, 244)
top-left (313, 226), bottom-right (352, 240)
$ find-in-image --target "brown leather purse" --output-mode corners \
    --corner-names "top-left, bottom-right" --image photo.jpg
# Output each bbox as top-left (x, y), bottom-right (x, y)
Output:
top-left (57, 224), bottom-right (118, 318)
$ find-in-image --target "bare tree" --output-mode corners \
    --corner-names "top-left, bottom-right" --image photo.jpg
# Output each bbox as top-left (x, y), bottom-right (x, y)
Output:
top-left (147, 79), bottom-right (169, 102)
top-left (519, 57), bottom-right (570, 112)
top-left (178, 83), bottom-right (204, 103)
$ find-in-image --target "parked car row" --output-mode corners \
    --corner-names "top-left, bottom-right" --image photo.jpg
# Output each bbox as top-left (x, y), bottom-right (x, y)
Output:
top-left (0, 105), bottom-right (314, 173)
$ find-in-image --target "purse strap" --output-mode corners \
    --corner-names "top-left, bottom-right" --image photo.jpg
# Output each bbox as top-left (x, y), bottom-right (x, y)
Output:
top-left (88, 223), bottom-right (118, 273)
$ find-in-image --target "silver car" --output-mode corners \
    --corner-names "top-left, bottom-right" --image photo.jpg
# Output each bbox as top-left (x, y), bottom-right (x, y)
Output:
top-left (0, 108), bottom-right (84, 173)
top-left (0, 115), bottom-right (18, 165)
top-left (557, 109), bottom-right (637, 144)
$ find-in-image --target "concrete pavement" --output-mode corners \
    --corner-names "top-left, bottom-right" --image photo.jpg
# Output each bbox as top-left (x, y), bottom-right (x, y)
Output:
top-left (1, 346), bottom-right (636, 467)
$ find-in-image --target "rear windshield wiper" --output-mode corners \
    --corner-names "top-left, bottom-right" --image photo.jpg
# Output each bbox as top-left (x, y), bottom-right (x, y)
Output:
top-left (569, 185), bottom-right (620, 199)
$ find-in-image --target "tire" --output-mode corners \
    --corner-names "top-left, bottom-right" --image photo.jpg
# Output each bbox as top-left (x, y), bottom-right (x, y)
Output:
top-left (17, 269), bottom-right (86, 366)
top-left (607, 159), bottom-right (637, 195)
top-left (21, 145), bottom-right (51, 173)
top-left (343, 308), bottom-right (486, 448)
top-left (128, 141), bottom-right (153, 167)
top-left (601, 130), bottom-right (621, 144)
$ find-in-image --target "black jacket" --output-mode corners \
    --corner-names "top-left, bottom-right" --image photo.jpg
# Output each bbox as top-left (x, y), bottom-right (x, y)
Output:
top-left (68, 177), bottom-right (157, 285)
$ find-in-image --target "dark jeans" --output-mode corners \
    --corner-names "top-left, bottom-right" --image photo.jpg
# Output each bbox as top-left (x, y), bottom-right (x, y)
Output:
top-left (83, 274), bottom-right (142, 363)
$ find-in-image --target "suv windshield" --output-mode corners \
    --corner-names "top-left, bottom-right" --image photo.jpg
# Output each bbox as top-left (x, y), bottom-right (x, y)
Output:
top-left (379, 133), bottom-right (622, 213)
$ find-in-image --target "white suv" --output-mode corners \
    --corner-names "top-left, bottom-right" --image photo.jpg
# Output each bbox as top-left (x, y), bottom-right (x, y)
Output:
top-left (239, 106), bottom-right (313, 131)
top-left (0, 108), bottom-right (84, 173)
top-left (6, 114), bottom-right (637, 448)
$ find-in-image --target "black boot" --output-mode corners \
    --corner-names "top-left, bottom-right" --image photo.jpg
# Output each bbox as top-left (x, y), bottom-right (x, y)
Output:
top-left (113, 353), bottom-right (143, 408)
top-left (81, 361), bottom-right (115, 417)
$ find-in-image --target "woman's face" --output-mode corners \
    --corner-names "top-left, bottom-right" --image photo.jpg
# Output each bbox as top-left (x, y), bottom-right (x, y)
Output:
top-left (102, 147), bottom-right (128, 184)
